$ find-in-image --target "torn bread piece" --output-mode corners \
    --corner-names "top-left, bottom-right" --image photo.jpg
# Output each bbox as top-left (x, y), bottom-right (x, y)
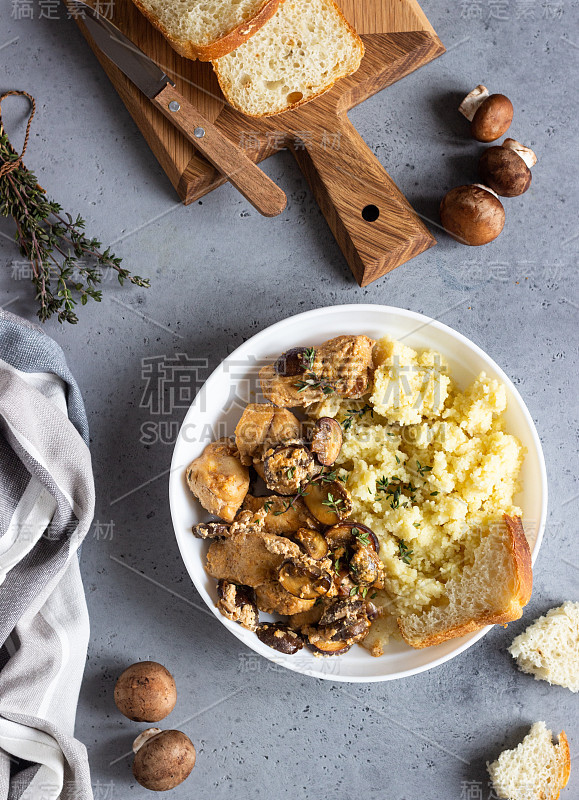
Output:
top-left (487, 722), bottom-right (570, 800)
top-left (509, 601), bottom-right (579, 692)
top-left (398, 515), bottom-right (532, 648)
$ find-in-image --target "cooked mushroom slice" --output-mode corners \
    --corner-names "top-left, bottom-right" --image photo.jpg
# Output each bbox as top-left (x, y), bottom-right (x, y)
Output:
top-left (256, 622), bottom-right (304, 654)
top-left (242, 494), bottom-right (321, 535)
top-left (277, 559), bottom-right (332, 600)
top-left (274, 347), bottom-right (310, 377)
top-left (304, 625), bottom-right (353, 656)
top-left (324, 522), bottom-right (379, 552)
top-left (293, 528), bottom-right (329, 560)
top-left (348, 544), bottom-right (383, 587)
top-left (307, 636), bottom-right (352, 656)
top-left (185, 438), bottom-right (249, 523)
top-left (310, 417), bottom-right (343, 466)
top-left (216, 580), bottom-right (259, 631)
top-left (192, 522), bottom-right (231, 539)
top-left (318, 597), bottom-right (377, 643)
top-left (332, 616), bottom-right (370, 642)
top-left (334, 567), bottom-right (357, 598)
top-left (302, 480), bottom-right (352, 526)
top-left (319, 597), bottom-right (366, 625)
top-left (263, 442), bottom-right (320, 495)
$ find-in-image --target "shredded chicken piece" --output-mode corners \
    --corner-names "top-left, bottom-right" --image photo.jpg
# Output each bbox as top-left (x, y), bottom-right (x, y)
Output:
top-left (216, 581), bottom-right (258, 631)
top-left (260, 335), bottom-right (375, 408)
top-left (255, 581), bottom-right (315, 616)
top-left (242, 495), bottom-right (320, 536)
top-left (206, 526), bottom-right (334, 617)
top-left (185, 438), bottom-right (249, 522)
top-left (206, 528), bottom-right (303, 587)
top-left (235, 404), bottom-right (301, 466)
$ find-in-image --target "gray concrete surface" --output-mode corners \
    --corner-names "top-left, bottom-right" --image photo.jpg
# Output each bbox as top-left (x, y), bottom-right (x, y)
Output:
top-left (1, 1), bottom-right (578, 798)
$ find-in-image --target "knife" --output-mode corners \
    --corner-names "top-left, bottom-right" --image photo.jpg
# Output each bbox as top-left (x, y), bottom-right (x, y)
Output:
top-left (70, 0), bottom-right (287, 217)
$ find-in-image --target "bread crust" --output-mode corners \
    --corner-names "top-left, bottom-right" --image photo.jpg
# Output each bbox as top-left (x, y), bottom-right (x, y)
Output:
top-left (556, 731), bottom-right (571, 797)
top-left (130, 0), bottom-right (283, 62)
top-left (504, 513), bottom-right (533, 607)
top-left (398, 514), bottom-right (533, 649)
top-left (211, 0), bottom-right (365, 117)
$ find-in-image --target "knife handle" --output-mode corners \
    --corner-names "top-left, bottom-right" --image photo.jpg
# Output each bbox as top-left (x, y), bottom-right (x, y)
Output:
top-left (152, 85), bottom-right (286, 217)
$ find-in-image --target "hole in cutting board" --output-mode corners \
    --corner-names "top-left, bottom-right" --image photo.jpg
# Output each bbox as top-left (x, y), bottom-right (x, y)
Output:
top-left (362, 204), bottom-right (380, 222)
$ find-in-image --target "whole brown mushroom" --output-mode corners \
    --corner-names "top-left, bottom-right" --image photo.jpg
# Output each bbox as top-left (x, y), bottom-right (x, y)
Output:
top-left (459, 85), bottom-right (513, 142)
top-left (440, 184), bottom-right (505, 246)
top-left (479, 138), bottom-right (537, 197)
top-left (132, 728), bottom-right (196, 791)
top-left (114, 661), bottom-right (177, 723)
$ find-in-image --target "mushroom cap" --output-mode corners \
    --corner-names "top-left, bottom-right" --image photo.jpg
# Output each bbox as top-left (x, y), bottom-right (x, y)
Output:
top-left (479, 146), bottom-right (532, 197)
top-left (471, 94), bottom-right (513, 142)
top-left (132, 729), bottom-right (196, 791)
top-left (440, 185), bottom-right (505, 246)
top-left (114, 661), bottom-right (177, 723)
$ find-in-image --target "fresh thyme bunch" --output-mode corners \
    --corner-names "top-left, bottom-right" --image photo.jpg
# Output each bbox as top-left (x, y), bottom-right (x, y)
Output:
top-left (0, 91), bottom-right (149, 324)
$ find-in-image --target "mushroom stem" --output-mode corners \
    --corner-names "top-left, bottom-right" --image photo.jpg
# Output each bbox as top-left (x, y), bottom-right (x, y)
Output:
top-left (133, 728), bottom-right (162, 754)
top-left (472, 183), bottom-right (500, 199)
top-left (458, 85), bottom-right (490, 121)
top-left (502, 138), bottom-right (537, 168)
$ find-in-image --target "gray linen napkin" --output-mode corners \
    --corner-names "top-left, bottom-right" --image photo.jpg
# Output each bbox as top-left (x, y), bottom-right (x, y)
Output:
top-left (0, 309), bottom-right (94, 800)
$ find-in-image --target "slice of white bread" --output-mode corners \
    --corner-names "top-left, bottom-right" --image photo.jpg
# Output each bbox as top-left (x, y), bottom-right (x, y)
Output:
top-left (398, 515), bottom-right (533, 649)
top-left (212, 0), bottom-right (365, 117)
top-left (130, 0), bottom-right (282, 61)
top-left (487, 722), bottom-right (571, 800)
top-left (508, 602), bottom-right (579, 692)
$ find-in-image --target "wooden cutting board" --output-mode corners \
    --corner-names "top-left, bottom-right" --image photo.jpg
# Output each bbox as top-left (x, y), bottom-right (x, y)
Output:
top-left (74, 1), bottom-right (444, 286)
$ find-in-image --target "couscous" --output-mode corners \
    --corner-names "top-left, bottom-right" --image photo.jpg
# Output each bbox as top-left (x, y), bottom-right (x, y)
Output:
top-left (307, 335), bottom-right (525, 655)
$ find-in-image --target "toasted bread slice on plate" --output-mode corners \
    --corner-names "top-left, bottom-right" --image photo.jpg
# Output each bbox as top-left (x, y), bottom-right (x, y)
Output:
top-left (398, 515), bottom-right (533, 649)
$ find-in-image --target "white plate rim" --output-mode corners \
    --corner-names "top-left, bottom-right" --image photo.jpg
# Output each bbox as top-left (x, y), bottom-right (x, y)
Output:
top-left (169, 304), bottom-right (548, 683)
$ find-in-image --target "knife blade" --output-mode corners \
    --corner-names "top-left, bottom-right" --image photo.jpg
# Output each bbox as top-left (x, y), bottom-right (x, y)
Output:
top-left (69, 0), bottom-right (287, 217)
top-left (73, 1), bottom-right (175, 99)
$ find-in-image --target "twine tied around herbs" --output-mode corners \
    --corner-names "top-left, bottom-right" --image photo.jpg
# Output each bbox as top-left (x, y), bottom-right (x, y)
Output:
top-left (0, 90), bottom-right (36, 179)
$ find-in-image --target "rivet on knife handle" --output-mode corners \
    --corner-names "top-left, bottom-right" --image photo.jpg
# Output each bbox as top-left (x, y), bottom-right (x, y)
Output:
top-left (153, 85), bottom-right (287, 218)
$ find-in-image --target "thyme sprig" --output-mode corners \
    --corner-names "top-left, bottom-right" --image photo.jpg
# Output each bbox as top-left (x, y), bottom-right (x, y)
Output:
top-left (398, 539), bottom-right (413, 564)
top-left (352, 526), bottom-right (371, 547)
top-left (272, 468), bottom-right (345, 516)
top-left (294, 372), bottom-right (336, 395)
top-left (300, 347), bottom-right (316, 371)
top-left (321, 492), bottom-right (346, 515)
top-left (342, 403), bottom-right (374, 431)
top-left (376, 475), bottom-right (417, 510)
top-left (0, 93), bottom-right (149, 323)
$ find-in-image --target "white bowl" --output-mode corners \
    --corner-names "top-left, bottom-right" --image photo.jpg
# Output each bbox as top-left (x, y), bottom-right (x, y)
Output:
top-left (169, 305), bottom-right (547, 683)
